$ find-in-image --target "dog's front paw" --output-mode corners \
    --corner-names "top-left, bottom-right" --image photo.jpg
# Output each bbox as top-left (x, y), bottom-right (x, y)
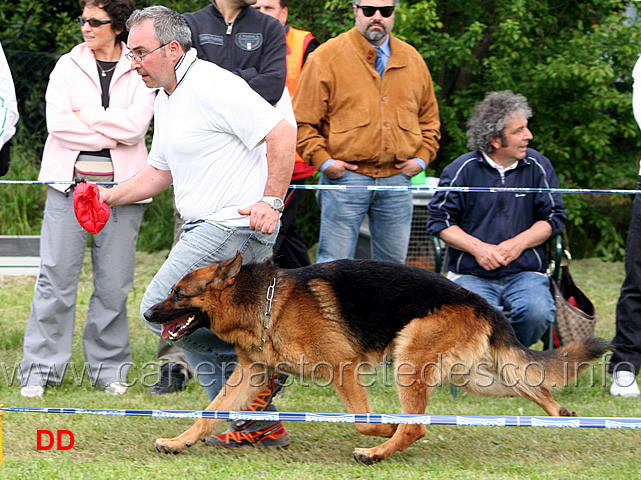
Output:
top-left (559, 407), bottom-right (578, 417)
top-left (353, 447), bottom-right (382, 465)
top-left (155, 437), bottom-right (192, 454)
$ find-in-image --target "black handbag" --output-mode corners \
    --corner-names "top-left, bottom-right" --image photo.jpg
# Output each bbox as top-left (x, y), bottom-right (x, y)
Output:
top-left (549, 264), bottom-right (597, 346)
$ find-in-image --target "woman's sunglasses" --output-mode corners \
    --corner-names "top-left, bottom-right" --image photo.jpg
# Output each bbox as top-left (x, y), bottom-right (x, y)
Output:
top-left (356, 5), bottom-right (395, 17)
top-left (78, 17), bottom-right (112, 28)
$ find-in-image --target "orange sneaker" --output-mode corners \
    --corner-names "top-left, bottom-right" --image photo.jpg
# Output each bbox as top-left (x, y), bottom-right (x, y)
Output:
top-left (248, 372), bottom-right (287, 410)
top-left (205, 372), bottom-right (290, 448)
top-left (204, 421), bottom-right (290, 448)
top-left (231, 372), bottom-right (287, 431)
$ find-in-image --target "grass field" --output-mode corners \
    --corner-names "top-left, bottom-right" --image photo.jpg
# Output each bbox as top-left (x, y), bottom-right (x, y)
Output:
top-left (0, 252), bottom-right (640, 479)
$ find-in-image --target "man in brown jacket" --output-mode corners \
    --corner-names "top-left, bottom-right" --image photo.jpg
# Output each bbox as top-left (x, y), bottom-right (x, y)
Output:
top-left (293, 0), bottom-right (440, 264)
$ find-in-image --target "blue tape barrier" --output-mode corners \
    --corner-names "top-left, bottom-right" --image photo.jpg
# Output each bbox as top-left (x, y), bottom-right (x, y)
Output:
top-left (0, 179), bottom-right (640, 195)
top-left (2, 407), bottom-right (641, 429)
top-left (0, 180), bottom-right (116, 185)
top-left (287, 184), bottom-right (641, 195)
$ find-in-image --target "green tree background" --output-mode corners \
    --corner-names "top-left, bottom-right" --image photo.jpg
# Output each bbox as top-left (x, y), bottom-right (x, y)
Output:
top-left (1, 0), bottom-right (640, 259)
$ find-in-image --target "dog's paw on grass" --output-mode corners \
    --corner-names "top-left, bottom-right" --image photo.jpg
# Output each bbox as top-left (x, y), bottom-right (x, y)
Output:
top-left (155, 438), bottom-right (190, 454)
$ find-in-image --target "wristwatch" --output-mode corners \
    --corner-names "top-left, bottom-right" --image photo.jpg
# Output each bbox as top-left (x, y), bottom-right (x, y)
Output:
top-left (261, 196), bottom-right (284, 213)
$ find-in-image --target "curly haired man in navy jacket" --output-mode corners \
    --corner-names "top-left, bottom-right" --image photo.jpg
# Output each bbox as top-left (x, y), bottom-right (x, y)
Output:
top-left (428, 91), bottom-right (567, 347)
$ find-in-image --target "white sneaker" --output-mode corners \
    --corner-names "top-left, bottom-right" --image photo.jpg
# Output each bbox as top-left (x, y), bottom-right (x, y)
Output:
top-left (610, 371), bottom-right (641, 398)
top-left (21, 385), bottom-right (45, 398)
top-left (104, 382), bottom-right (128, 395)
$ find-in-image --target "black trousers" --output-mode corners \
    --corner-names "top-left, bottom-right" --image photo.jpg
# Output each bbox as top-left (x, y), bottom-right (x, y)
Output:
top-left (272, 179), bottom-right (311, 269)
top-left (610, 177), bottom-right (641, 375)
top-left (0, 140), bottom-right (12, 176)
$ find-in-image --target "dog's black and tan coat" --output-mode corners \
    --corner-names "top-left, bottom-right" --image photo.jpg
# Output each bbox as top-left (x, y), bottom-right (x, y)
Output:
top-left (144, 252), bottom-right (609, 464)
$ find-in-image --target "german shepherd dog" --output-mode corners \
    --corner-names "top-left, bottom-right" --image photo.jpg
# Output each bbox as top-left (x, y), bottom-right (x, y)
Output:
top-left (144, 252), bottom-right (608, 464)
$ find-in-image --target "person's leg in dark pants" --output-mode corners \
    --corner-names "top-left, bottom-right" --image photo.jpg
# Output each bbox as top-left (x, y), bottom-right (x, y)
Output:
top-left (609, 178), bottom-right (641, 398)
top-left (272, 181), bottom-right (311, 269)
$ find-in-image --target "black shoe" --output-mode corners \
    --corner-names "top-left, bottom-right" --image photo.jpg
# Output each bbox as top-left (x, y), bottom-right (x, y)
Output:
top-left (148, 362), bottom-right (188, 395)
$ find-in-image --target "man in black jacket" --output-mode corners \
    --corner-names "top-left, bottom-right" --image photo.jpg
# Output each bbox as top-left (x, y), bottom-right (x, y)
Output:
top-left (183, 0), bottom-right (286, 105)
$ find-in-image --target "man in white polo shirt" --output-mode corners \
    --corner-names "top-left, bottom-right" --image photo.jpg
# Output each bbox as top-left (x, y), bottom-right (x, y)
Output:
top-left (99, 5), bottom-right (295, 447)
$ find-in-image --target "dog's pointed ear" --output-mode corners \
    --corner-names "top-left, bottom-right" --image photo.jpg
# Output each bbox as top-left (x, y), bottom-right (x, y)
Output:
top-left (217, 251), bottom-right (243, 287)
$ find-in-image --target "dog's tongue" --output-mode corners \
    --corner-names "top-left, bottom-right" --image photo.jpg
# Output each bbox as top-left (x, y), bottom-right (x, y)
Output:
top-left (160, 316), bottom-right (192, 340)
top-left (161, 323), bottom-right (175, 340)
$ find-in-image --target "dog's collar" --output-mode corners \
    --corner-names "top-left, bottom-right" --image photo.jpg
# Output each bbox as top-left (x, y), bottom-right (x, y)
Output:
top-left (251, 277), bottom-right (277, 351)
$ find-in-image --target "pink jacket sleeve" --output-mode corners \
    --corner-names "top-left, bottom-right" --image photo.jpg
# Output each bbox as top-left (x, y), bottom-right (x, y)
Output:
top-left (76, 78), bottom-right (155, 147)
top-left (45, 50), bottom-right (155, 151)
top-left (44, 55), bottom-right (117, 151)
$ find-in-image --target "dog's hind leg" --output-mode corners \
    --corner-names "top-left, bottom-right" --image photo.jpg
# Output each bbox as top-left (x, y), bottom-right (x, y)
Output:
top-left (155, 365), bottom-right (265, 454)
top-left (353, 362), bottom-right (431, 465)
top-left (331, 364), bottom-right (398, 439)
top-left (520, 388), bottom-right (577, 417)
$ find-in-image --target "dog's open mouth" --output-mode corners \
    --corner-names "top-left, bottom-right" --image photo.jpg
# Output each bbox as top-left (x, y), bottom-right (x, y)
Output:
top-left (160, 314), bottom-right (201, 341)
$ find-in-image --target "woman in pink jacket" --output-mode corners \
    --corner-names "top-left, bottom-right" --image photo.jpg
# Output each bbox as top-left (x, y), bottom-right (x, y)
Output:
top-left (20, 0), bottom-right (155, 398)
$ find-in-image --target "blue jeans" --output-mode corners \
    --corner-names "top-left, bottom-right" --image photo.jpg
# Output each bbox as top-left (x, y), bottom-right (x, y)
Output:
top-left (448, 271), bottom-right (555, 347)
top-left (316, 170), bottom-right (413, 263)
top-left (140, 220), bottom-right (278, 400)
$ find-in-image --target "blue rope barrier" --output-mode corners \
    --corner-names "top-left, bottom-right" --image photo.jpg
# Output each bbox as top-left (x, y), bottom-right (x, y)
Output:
top-left (286, 184), bottom-right (641, 195)
top-left (0, 179), bottom-right (640, 195)
top-left (0, 180), bottom-right (116, 185)
top-left (2, 407), bottom-right (641, 429)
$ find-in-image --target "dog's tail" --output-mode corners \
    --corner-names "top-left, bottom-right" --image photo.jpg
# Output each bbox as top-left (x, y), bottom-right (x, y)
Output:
top-left (502, 336), bottom-right (609, 392)
top-left (459, 311), bottom-right (610, 404)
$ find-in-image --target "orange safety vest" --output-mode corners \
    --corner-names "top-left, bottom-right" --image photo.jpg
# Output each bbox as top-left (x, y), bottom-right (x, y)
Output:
top-left (286, 26), bottom-right (316, 180)
top-left (286, 26), bottom-right (315, 96)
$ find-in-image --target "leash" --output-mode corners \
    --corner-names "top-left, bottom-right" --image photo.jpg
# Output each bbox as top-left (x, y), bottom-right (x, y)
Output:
top-left (63, 178), bottom-right (86, 197)
top-left (283, 188), bottom-right (297, 210)
top-left (251, 277), bottom-right (277, 351)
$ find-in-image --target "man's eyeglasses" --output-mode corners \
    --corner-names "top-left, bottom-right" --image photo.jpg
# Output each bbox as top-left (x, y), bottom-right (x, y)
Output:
top-left (356, 5), bottom-right (395, 17)
top-left (125, 44), bottom-right (168, 63)
top-left (78, 17), bottom-right (112, 28)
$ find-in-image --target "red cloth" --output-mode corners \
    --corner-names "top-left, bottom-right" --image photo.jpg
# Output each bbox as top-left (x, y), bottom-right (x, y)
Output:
top-left (73, 182), bottom-right (110, 234)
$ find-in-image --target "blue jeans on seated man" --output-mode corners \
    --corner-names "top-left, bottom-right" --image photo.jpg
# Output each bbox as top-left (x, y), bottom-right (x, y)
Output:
top-left (140, 219), bottom-right (278, 401)
top-left (447, 271), bottom-right (555, 347)
top-left (316, 170), bottom-right (413, 264)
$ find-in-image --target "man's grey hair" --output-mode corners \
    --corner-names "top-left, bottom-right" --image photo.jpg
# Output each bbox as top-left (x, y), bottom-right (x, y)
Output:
top-left (126, 6), bottom-right (193, 52)
top-left (466, 91), bottom-right (532, 154)
top-left (353, 0), bottom-right (400, 8)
